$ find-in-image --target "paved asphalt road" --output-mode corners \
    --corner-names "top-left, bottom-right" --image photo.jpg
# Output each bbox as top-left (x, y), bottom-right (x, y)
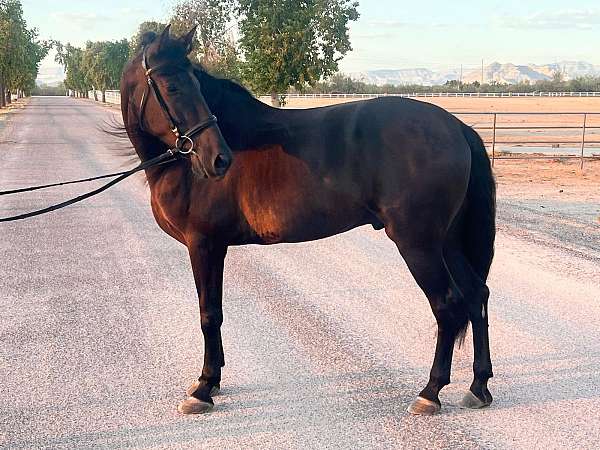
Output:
top-left (1, 97), bottom-right (599, 449)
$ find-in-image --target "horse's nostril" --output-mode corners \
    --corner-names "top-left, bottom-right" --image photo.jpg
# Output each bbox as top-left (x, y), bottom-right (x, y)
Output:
top-left (213, 153), bottom-right (231, 173)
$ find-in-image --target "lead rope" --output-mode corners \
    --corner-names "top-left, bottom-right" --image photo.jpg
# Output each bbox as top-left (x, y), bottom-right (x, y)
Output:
top-left (0, 149), bottom-right (177, 222)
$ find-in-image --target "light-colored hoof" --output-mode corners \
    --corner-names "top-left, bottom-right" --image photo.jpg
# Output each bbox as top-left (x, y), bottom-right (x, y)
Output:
top-left (186, 380), bottom-right (220, 397)
top-left (407, 396), bottom-right (441, 416)
top-left (459, 390), bottom-right (491, 409)
top-left (177, 396), bottom-right (214, 415)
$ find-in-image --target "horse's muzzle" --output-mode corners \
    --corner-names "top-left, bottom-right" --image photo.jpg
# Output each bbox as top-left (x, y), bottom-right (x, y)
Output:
top-left (212, 152), bottom-right (232, 178)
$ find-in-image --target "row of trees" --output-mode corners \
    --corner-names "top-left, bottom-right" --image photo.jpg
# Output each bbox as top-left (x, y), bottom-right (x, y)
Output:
top-left (58, 0), bottom-right (360, 106)
top-left (300, 73), bottom-right (600, 95)
top-left (55, 40), bottom-right (129, 102)
top-left (0, 0), bottom-right (49, 107)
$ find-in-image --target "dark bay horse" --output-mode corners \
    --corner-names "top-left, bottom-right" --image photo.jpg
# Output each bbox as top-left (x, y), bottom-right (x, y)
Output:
top-left (120, 26), bottom-right (496, 415)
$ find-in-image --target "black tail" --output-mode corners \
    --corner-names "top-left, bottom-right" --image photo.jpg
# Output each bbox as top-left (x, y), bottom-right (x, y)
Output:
top-left (460, 123), bottom-right (496, 281)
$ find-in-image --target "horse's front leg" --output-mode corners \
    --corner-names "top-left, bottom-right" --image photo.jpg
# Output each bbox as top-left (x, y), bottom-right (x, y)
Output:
top-left (178, 237), bottom-right (227, 415)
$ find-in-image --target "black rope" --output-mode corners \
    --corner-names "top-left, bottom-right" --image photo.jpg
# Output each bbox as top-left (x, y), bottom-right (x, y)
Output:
top-left (0, 150), bottom-right (176, 223)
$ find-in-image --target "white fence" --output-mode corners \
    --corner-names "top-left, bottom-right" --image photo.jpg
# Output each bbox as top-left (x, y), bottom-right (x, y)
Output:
top-left (71, 89), bottom-right (122, 104)
top-left (104, 90), bottom-right (121, 104)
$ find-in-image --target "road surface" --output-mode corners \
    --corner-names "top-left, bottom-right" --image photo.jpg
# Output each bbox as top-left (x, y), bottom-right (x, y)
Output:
top-left (1, 97), bottom-right (599, 449)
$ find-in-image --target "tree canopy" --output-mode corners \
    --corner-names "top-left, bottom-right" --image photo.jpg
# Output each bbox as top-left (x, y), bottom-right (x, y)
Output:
top-left (0, 0), bottom-right (49, 106)
top-left (169, 0), bottom-right (241, 79)
top-left (56, 39), bottom-right (129, 100)
top-left (237, 0), bottom-right (359, 104)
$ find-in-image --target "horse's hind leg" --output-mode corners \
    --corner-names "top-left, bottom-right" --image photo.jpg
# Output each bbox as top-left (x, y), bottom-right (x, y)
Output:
top-left (386, 223), bottom-right (468, 415)
top-left (444, 247), bottom-right (493, 408)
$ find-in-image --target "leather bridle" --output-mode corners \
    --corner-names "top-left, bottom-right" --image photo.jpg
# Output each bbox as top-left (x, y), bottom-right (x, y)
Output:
top-left (138, 48), bottom-right (218, 155)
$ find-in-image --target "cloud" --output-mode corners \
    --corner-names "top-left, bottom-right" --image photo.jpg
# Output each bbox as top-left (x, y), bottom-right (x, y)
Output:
top-left (354, 31), bottom-right (396, 40)
top-left (496, 8), bottom-right (600, 30)
top-left (365, 19), bottom-right (466, 30)
top-left (366, 20), bottom-right (408, 28)
top-left (50, 11), bottom-right (111, 28)
top-left (118, 7), bottom-right (146, 15)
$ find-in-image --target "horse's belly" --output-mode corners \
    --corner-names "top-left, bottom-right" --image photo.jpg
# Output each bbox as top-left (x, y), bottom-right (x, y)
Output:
top-left (240, 200), bottom-right (367, 244)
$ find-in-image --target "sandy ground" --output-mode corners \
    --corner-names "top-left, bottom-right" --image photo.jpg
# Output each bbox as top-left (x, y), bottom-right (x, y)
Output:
top-left (0, 98), bottom-right (29, 120)
top-left (494, 158), bottom-right (599, 213)
top-left (1, 97), bottom-right (598, 448)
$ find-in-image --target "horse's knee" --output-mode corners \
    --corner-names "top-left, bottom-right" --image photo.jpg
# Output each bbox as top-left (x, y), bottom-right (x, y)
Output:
top-left (200, 311), bottom-right (223, 332)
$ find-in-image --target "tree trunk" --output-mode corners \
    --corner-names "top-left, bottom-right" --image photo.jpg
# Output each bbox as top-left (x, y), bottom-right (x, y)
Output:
top-left (0, 75), bottom-right (5, 107)
top-left (101, 90), bottom-right (106, 103)
top-left (6, 89), bottom-right (11, 104)
top-left (270, 91), bottom-right (281, 107)
top-left (93, 89), bottom-right (98, 101)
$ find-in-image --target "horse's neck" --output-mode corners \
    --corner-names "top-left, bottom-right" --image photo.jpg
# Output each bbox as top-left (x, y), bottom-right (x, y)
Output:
top-left (210, 83), bottom-right (289, 150)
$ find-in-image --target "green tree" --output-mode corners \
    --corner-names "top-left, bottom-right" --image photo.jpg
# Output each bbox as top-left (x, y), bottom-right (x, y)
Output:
top-left (169, 0), bottom-right (241, 79)
top-left (130, 21), bottom-right (167, 56)
top-left (82, 39), bottom-right (129, 102)
top-left (237, 0), bottom-right (359, 105)
top-left (55, 43), bottom-right (90, 97)
top-left (0, 0), bottom-right (48, 106)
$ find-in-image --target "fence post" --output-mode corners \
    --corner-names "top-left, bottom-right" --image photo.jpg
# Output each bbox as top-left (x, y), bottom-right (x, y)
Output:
top-left (492, 113), bottom-right (497, 167)
top-left (580, 113), bottom-right (587, 170)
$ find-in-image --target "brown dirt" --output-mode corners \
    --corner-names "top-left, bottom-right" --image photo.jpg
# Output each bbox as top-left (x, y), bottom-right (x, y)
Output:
top-left (493, 157), bottom-right (599, 203)
top-left (0, 97), bottom-right (30, 117)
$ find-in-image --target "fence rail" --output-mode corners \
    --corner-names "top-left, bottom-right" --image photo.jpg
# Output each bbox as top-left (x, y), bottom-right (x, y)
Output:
top-left (95, 91), bottom-right (599, 168)
top-left (454, 112), bottom-right (600, 169)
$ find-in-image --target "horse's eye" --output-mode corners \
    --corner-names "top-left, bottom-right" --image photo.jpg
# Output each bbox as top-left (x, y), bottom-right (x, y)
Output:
top-left (167, 85), bottom-right (179, 94)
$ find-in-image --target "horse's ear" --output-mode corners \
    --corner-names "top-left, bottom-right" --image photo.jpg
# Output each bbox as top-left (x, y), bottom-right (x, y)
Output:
top-left (158, 24), bottom-right (171, 49)
top-left (140, 32), bottom-right (157, 49)
top-left (182, 25), bottom-right (198, 55)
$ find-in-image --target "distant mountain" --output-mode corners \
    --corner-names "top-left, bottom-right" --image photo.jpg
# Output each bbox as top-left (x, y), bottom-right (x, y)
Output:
top-left (36, 65), bottom-right (65, 87)
top-left (351, 61), bottom-right (600, 86)
top-left (352, 68), bottom-right (460, 87)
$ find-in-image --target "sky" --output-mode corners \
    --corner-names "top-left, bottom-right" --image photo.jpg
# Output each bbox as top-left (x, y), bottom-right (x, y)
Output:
top-left (21, 0), bottom-right (600, 80)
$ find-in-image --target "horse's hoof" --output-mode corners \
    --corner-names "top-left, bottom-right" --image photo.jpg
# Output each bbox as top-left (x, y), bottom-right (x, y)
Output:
top-left (459, 390), bottom-right (491, 409)
top-left (407, 396), bottom-right (441, 416)
top-left (186, 380), bottom-right (220, 397)
top-left (177, 396), bottom-right (214, 415)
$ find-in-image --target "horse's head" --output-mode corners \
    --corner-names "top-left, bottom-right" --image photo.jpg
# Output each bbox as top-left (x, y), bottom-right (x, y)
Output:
top-left (123, 25), bottom-right (232, 179)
